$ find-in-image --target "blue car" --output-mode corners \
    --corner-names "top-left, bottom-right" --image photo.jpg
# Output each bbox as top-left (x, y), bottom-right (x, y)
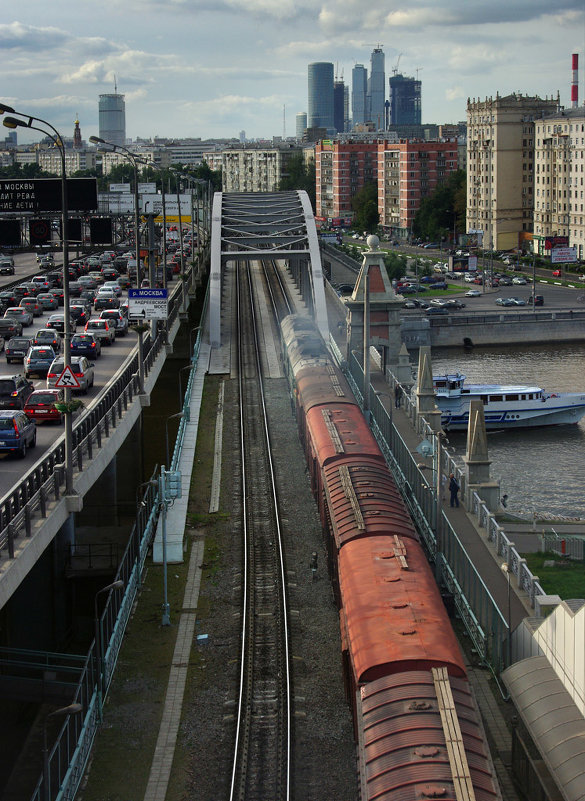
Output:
top-left (71, 333), bottom-right (102, 359)
top-left (0, 409), bottom-right (36, 458)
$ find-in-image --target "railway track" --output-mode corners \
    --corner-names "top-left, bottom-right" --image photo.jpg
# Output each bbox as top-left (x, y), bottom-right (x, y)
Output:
top-left (229, 261), bottom-right (292, 801)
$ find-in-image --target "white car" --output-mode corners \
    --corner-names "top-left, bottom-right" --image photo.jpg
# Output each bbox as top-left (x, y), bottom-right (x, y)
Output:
top-left (465, 289), bottom-right (481, 297)
top-left (85, 318), bottom-right (116, 346)
top-left (512, 276), bottom-right (527, 285)
top-left (464, 273), bottom-right (478, 283)
top-left (102, 281), bottom-right (123, 297)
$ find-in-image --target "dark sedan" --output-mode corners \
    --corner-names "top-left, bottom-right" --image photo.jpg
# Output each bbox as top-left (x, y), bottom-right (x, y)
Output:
top-left (5, 337), bottom-right (33, 364)
top-left (24, 346), bottom-right (57, 378)
top-left (71, 333), bottom-right (102, 359)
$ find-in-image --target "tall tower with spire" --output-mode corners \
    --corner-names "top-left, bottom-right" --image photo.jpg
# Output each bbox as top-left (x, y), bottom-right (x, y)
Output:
top-left (73, 115), bottom-right (82, 149)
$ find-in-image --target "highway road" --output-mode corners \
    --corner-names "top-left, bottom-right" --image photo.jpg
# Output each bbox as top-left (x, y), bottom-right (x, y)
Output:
top-left (0, 250), bottom-right (149, 497)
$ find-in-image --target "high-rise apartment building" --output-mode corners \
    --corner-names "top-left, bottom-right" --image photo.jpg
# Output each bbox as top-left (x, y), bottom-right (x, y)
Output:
top-left (221, 145), bottom-right (302, 192)
top-left (378, 140), bottom-right (458, 239)
top-left (315, 140), bottom-right (378, 220)
top-left (368, 48), bottom-right (385, 129)
top-left (533, 107), bottom-right (585, 259)
top-left (98, 93), bottom-right (126, 148)
top-left (467, 93), bottom-right (559, 251)
top-left (389, 74), bottom-right (421, 125)
top-left (307, 62), bottom-right (334, 132)
top-left (352, 64), bottom-right (368, 127)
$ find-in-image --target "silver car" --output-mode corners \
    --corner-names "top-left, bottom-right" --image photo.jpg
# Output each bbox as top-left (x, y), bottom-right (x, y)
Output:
top-left (47, 356), bottom-right (95, 394)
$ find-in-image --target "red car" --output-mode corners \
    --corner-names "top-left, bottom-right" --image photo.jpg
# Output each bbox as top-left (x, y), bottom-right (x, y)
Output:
top-left (552, 269), bottom-right (561, 277)
top-left (24, 389), bottom-right (66, 424)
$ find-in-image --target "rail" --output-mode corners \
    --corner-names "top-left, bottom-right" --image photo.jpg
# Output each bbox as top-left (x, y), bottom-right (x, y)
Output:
top-left (0, 268), bottom-right (192, 566)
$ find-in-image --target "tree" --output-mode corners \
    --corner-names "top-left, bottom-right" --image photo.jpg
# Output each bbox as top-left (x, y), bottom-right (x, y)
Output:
top-left (412, 170), bottom-right (466, 243)
top-left (351, 182), bottom-right (379, 233)
top-left (279, 153), bottom-right (316, 210)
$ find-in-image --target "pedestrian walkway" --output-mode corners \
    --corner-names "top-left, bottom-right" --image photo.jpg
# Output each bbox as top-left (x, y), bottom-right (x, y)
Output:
top-left (143, 539), bottom-right (205, 801)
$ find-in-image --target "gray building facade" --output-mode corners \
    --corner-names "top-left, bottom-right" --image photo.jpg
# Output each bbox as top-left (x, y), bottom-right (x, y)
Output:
top-left (98, 93), bottom-right (126, 148)
top-left (307, 62), bottom-right (334, 132)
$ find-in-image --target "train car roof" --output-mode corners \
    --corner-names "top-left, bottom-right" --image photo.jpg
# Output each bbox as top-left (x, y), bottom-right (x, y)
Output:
top-left (322, 458), bottom-right (418, 550)
top-left (305, 403), bottom-right (386, 468)
top-left (357, 671), bottom-right (500, 801)
top-left (338, 535), bottom-right (466, 684)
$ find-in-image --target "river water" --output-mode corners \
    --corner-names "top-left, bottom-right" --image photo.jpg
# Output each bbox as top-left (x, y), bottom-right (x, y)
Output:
top-left (431, 342), bottom-right (585, 520)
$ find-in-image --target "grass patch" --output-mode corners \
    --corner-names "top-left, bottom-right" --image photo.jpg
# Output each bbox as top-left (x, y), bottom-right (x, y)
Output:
top-left (522, 551), bottom-right (585, 599)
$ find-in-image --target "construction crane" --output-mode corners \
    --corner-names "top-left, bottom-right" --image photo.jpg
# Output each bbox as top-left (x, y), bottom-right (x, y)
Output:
top-left (392, 53), bottom-right (403, 75)
top-left (416, 67), bottom-right (424, 79)
top-left (362, 43), bottom-right (385, 51)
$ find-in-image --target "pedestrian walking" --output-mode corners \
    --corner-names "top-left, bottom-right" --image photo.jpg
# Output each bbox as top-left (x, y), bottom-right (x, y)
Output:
top-left (449, 473), bottom-right (460, 508)
top-left (394, 383), bottom-right (402, 409)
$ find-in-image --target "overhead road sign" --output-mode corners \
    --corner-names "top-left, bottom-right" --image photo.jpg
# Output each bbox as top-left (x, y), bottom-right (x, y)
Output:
top-left (128, 288), bottom-right (168, 320)
top-left (0, 178), bottom-right (97, 213)
top-left (55, 365), bottom-right (81, 389)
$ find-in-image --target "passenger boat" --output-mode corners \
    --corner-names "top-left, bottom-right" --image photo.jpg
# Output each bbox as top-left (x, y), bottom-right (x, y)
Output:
top-left (433, 373), bottom-right (585, 430)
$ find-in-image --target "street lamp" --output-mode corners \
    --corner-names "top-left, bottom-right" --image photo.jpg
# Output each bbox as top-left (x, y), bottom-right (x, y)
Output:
top-left (136, 157), bottom-right (168, 290)
top-left (3, 108), bottom-right (74, 494)
top-left (170, 168), bottom-right (188, 314)
top-left (42, 703), bottom-right (83, 801)
top-left (501, 562), bottom-right (512, 667)
top-left (165, 410), bottom-right (185, 468)
top-left (189, 325), bottom-right (201, 361)
top-left (178, 363), bottom-right (196, 411)
top-left (89, 136), bottom-right (143, 286)
top-left (94, 579), bottom-right (124, 721)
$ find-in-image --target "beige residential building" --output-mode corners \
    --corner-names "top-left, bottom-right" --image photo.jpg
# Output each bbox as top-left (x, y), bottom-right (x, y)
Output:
top-left (98, 148), bottom-right (172, 175)
top-left (466, 93), bottom-right (558, 251)
top-left (221, 146), bottom-right (301, 192)
top-left (534, 107), bottom-right (585, 260)
top-left (37, 147), bottom-right (97, 175)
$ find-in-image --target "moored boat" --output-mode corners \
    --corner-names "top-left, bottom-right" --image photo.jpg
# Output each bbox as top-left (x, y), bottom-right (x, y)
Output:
top-left (433, 373), bottom-right (585, 430)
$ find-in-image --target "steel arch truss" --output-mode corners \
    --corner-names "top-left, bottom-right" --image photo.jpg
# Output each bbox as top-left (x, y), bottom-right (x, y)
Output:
top-left (209, 191), bottom-right (329, 347)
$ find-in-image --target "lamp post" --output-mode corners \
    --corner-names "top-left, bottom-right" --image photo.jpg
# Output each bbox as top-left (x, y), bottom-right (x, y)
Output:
top-left (94, 579), bottom-right (124, 721)
top-left (2, 107), bottom-right (74, 495)
top-left (89, 136), bottom-right (142, 286)
top-left (178, 363), bottom-right (196, 411)
top-left (501, 562), bottom-right (512, 667)
top-left (189, 325), bottom-right (201, 361)
top-left (165, 410), bottom-right (185, 468)
top-left (42, 703), bottom-right (83, 801)
top-left (170, 168), bottom-right (188, 314)
top-left (363, 267), bottom-right (371, 421)
top-left (136, 157), bottom-right (168, 290)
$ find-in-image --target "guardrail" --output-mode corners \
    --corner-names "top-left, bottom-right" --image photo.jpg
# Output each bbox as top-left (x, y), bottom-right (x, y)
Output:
top-left (0, 267), bottom-right (192, 566)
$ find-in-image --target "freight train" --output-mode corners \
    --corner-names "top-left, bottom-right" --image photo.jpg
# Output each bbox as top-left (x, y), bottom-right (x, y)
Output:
top-left (280, 314), bottom-right (501, 801)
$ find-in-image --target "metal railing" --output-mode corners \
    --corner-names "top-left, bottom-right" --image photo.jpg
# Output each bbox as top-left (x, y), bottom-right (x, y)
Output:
top-left (0, 267), bottom-right (193, 565)
top-left (28, 278), bottom-right (209, 801)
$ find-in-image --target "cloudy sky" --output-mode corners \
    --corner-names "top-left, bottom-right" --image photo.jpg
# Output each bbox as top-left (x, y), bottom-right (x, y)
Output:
top-left (1, 0), bottom-right (583, 145)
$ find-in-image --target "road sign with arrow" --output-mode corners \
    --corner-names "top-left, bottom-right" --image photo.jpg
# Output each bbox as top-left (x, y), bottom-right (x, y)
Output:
top-left (128, 288), bottom-right (168, 320)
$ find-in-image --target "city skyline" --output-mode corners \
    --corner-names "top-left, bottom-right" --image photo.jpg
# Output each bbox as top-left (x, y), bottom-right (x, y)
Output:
top-left (1, 1), bottom-right (583, 144)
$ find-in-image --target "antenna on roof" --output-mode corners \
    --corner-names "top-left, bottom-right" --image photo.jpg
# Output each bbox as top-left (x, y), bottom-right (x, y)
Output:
top-left (114, 74), bottom-right (117, 94)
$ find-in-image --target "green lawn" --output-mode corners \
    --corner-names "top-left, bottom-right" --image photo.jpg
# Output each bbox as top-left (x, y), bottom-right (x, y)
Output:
top-left (522, 551), bottom-right (585, 599)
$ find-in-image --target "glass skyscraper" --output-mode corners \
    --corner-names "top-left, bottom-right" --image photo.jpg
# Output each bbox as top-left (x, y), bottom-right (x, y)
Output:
top-left (98, 93), bottom-right (126, 147)
top-left (389, 75), bottom-right (422, 126)
top-left (352, 64), bottom-right (368, 126)
top-left (368, 47), bottom-right (385, 130)
top-left (307, 62), bottom-right (334, 131)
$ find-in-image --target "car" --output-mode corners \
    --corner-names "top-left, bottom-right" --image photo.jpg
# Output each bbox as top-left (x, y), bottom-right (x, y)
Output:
top-left (85, 318), bottom-right (116, 346)
top-left (69, 304), bottom-right (90, 327)
top-left (101, 268), bottom-right (120, 282)
top-left (527, 295), bottom-right (544, 306)
top-left (30, 275), bottom-right (50, 291)
top-left (0, 318), bottom-right (23, 338)
top-left (578, 275), bottom-right (585, 282)
top-left (37, 293), bottom-right (59, 312)
top-left (552, 269), bottom-right (562, 278)
top-left (6, 336), bottom-right (34, 364)
top-left (38, 255), bottom-right (55, 269)
top-left (495, 297), bottom-right (516, 307)
top-left (24, 346), bottom-right (57, 378)
top-left (464, 273), bottom-right (478, 283)
top-left (68, 281), bottom-right (84, 298)
top-left (0, 258), bottom-right (15, 275)
top-left (444, 299), bottom-right (466, 310)
top-left (512, 276), bottom-right (527, 285)
top-left (430, 298), bottom-right (448, 307)
top-left (4, 307), bottom-right (33, 328)
top-left (116, 275), bottom-right (132, 290)
top-left (99, 309), bottom-right (128, 336)
top-left (465, 289), bottom-right (481, 297)
top-left (48, 288), bottom-right (65, 305)
top-left (33, 329), bottom-right (61, 352)
top-left (46, 313), bottom-right (77, 334)
top-left (0, 375), bottom-right (35, 410)
top-left (509, 297), bottom-right (527, 306)
top-left (94, 295), bottom-right (120, 312)
top-left (498, 277), bottom-right (513, 286)
top-left (24, 389), bottom-right (67, 425)
top-left (102, 280), bottom-right (123, 297)
top-left (19, 297), bottom-right (43, 317)
top-left (47, 356), bottom-right (95, 394)
top-left (425, 306), bottom-right (449, 315)
top-left (71, 333), bottom-right (102, 359)
top-left (78, 276), bottom-right (98, 289)
top-left (0, 409), bottom-right (37, 457)
top-left (422, 242), bottom-right (439, 249)
top-left (0, 291), bottom-right (18, 313)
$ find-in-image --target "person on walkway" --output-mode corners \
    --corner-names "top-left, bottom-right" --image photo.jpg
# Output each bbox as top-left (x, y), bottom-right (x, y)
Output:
top-left (394, 383), bottom-right (402, 409)
top-left (449, 473), bottom-right (460, 508)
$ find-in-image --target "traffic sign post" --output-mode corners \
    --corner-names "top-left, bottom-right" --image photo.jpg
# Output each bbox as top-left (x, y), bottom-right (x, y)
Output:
top-left (55, 365), bottom-right (81, 389)
top-left (128, 288), bottom-right (168, 320)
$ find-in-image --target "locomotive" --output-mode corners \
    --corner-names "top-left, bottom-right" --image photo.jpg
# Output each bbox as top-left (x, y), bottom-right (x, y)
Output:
top-left (281, 314), bottom-right (501, 800)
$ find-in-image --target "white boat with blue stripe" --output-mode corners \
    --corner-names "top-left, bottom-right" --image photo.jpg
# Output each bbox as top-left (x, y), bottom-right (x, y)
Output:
top-left (433, 373), bottom-right (585, 431)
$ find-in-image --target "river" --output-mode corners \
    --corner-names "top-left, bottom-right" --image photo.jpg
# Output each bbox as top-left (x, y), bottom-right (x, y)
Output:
top-left (431, 342), bottom-right (585, 520)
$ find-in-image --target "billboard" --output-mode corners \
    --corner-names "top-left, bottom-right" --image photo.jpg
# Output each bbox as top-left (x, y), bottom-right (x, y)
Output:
top-left (89, 217), bottom-right (113, 245)
top-left (0, 219), bottom-right (21, 247)
top-left (551, 246), bottom-right (577, 264)
top-left (0, 178), bottom-right (97, 212)
top-left (545, 235), bottom-right (568, 250)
